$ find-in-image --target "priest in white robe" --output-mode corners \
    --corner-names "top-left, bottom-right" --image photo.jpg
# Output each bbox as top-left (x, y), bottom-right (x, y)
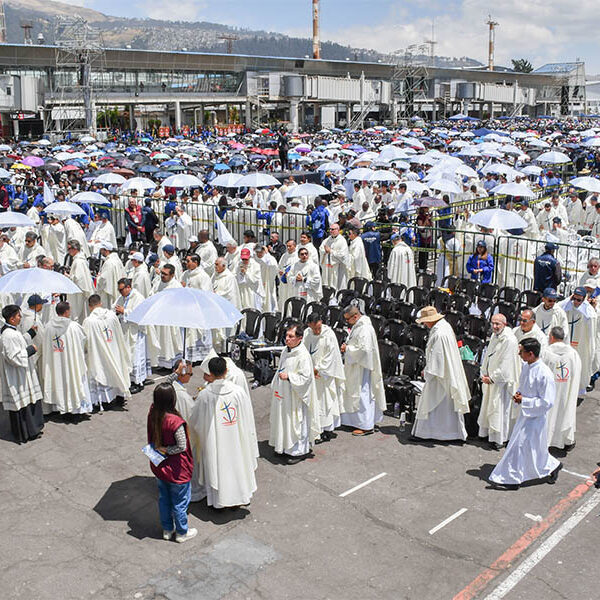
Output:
top-left (533, 287), bottom-right (569, 337)
top-left (277, 240), bottom-right (298, 311)
top-left (235, 249), bottom-right (265, 311)
top-left (39, 301), bottom-right (92, 415)
top-left (347, 227), bottom-right (372, 281)
top-left (411, 307), bottom-right (470, 441)
top-left (197, 230), bottom-right (218, 277)
top-left (478, 314), bottom-right (521, 449)
top-left (96, 242), bottom-right (126, 309)
top-left (66, 239), bottom-right (94, 324)
top-left (0, 305), bottom-right (44, 442)
top-left (290, 247), bottom-right (323, 303)
top-left (542, 326), bottom-right (581, 451)
top-left (161, 245), bottom-right (183, 280)
top-left (254, 245), bottom-right (278, 313)
top-left (304, 313), bottom-right (345, 441)
top-left (513, 308), bottom-right (548, 348)
top-left (127, 252), bottom-right (151, 298)
top-left (63, 217), bottom-right (90, 258)
top-left (82, 295), bottom-right (131, 410)
top-left (489, 337), bottom-right (562, 488)
top-left (189, 356), bottom-right (258, 508)
top-left (88, 211), bottom-right (117, 255)
top-left (320, 223), bottom-right (350, 291)
top-left (19, 232), bottom-right (47, 268)
top-left (298, 231), bottom-right (319, 264)
top-left (269, 323), bottom-right (321, 464)
top-left (0, 234), bottom-right (19, 274)
top-left (212, 258), bottom-right (242, 353)
top-left (387, 233), bottom-right (417, 289)
top-left (340, 306), bottom-right (387, 435)
top-left (46, 215), bottom-right (66, 264)
top-left (152, 264), bottom-right (183, 369)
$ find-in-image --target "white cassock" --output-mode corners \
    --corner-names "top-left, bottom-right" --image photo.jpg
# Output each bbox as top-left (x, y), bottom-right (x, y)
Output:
top-left (387, 241), bottom-right (417, 288)
top-left (270, 343), bottom-right (321, 456)
top-left (236, 259), bottom-right (265, 311)
top-left (162, 255), bottom-right (183, 280)
top-left (320, 234), bottom-right (350, 291)
top-left (89, 221), bottom-right (117, 254)
top-left (156, 236), bottom-right (170, 261)
top-left (542, 342), bottom-right (581, 449)
top-left (83, 307), bottom-right (131, 408)
top-left (96, 253), bottom-right (126, 309)
top-left (348, 236), bottom-right (371, 280)
top-left (0, 242), bottom-right (19, 274)
top-left (64, 218), bottom-right (90, 258)
top-left (533, 303), bottom-right (569, 338)
top-left (197, 241), bottom-right (218, 277)
top-left (47, 222), bottom-right (66, 264)
top-left (168, 212), bottom-right (193, 250)
top-left (341, 316), bottom-right (387, 431)
top-left (478, 327), bottom-right (521, 444)
top-left (256, 253), bottom-right (279, 313)
top-left (513, 324), bottom-right (548, 349)
top-left (129, 264), bottom-right (151, 298)
top-left (566, 198), bottom-right (583, 227)
top-left (114, 288), bottom-right (149, 385)
top-left (489, 360), bottom-right (560, 485)
top-left (212, 268), bottom-right (241, 353)
top-left (277, 251), bottom-right (298, 311)
top-left (39, 315), bottom-right (92, 414)
top-left (303, 324), bottom-right (345, 431)
top-left (435, 236), bottom-right (462, 287)
top-left (181, 267), bottom-right (212, 363)
top-left (153, 278), bottom-right (183, 369)
top-left (189, 380), bottom-right (258, 508)
top-left (290, 260), bottom-right (323, 304)
top-left (19, 242), bottom-right (48, 268)
top-left (412, 319), bottom-right (470, 440)
top-left (298, 242), bottom-right (319, 264)
top-left (559, 298), bottom-right (597, 394)
top-left (68, 254), bottom-right (94, 324)
top-left (225, 248), bottom-right (241, 273)
top-left (199, 350), bottom-right (252, 398)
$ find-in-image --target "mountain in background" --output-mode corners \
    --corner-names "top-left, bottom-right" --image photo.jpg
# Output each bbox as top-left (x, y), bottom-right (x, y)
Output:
top-left (4, 0), bottom-right (483, 68)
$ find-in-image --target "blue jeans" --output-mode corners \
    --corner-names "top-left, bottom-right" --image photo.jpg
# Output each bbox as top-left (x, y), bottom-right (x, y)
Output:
top-left (157, 479), bottom-right (191, 535)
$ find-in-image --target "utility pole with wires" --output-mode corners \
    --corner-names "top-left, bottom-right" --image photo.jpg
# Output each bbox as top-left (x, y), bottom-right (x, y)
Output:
top-left (486, 15), bottom-right (499, 71)
top-left (424, 19), bottom-right (437, 67)
top-left (312, 0), bottom-right (321, 59)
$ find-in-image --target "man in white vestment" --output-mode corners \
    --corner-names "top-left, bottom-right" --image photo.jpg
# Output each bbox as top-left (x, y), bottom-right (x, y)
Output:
top-left (534, 287), bottom-right (569, 337)
top-left (153, 229), bottom-right (171, 261)
top-left (89, 211), bottom-right (117, 255)
top-left (153, 264), bottom-right (183, 369)
top-left (82, 295), bottom-right (131, 410)
top-left (478, 314), bottom-right (521, 449)
top-left (127, 252), bottom-right (151, 297)
top-left (161, 245), bottom-right (183, 280)
top-left (340, 305), bottom-right (386, 436)
top-left (197, 230), bottom-right (218, 277)
top-left (225, 241), bottom-right (241, 272)
top-left (235, 248), bottom-right (265, 311)
top-left (387, 232), bottom-right (417, 289)
top-left (212, 258), bottom-right (241, 353)
top-left (66, 240), bottom-right (94, 324)
top-left (513, 308), bottom-right (548, 348)
top-left (114, 278), bottom-right (148, 393)
top-left (96, 241), bottom-right (126, 309)
top-left (277, 239), bottom-right (298, 311)
top-left (319, 223), bottom-right (350, 291)
top-left (254, 245), bottom-right (278, 313)
top-left (411, 306), bottom-right (470, 441)
top-left (489, 337), bottom-right (562, 489)
top-left (298, 231), bottom-right (319, 264)
top-left (188, 356), bottom-right (258, 508)
top-left (46, 215), bottom-right (66, 264)
top-left (19, 232), bottom-right (47, 268)
top-left (0, 233), bottom-right (19, 274)
top-left (304, 313), bottom-right (345, 442)
top-left (565, 192), bottom-right (583, 228)
top-left (269, 323), bottom-right (320, 464)
top-left (542, 326), bottom-right (581, 451)
top-left (39, 301), bottom-right (92, 415)
top-left (63, 217), bottom-right (90, 258)
top-left (181, 254), bottom-right (212, 363)
top-left (347, 227), bottom-right (371, 280)
top-left (165, 206), bottom-right (193, 250)
top-left (559, 287), bottom-right (597, 395)
top-left (290, 247), bottom-right (323, 303)
top-left (0, 305), bottom-right (44, 442)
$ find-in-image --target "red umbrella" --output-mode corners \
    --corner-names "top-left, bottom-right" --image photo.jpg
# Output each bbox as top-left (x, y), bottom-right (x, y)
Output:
top-left (60, 164), bottom-right (82, 172)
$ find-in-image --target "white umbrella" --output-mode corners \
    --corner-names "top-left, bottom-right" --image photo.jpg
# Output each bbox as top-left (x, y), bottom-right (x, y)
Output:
top-left (316, 162), bottom-right (346, 173)
top-left (211, 173), bottom-right (242, 187)
top-left (80, 135), bottom-right (95, 143)
top-left (491, 183), bottom-right (536, 198)
top-left (161, 174), bottom-right (204, 188)
top-left (536, 151), bottom-right (571, 164)
top-left (0, 267), bottom-right (81, 295)
top-left (403, 181), bottom-right (430, 195)
top-left (345, 167), bottom-right (375, 181)
top-left (457, 146), bottom-right (481, 157)
top-left (285, 183), bottom-right (332, 198)
top-left (0, 211), bottom-right (35, 227)
top-left (368, 169), bottom-right (400, 183)
top-left (469, 209), bottom-right (527, 230)
top-left (128, 288), bottom-right (242, 329)
top-left (428, 179), bottom-right (462, 194)
top-left (45, 201), bottom-right (86, 216)
top-left (70, 191), bottom-right (111, 205)
top-left (520, 165), bottom-right (542, 176)
top-left (93, 173), bottom-right (126, 185)
top-left (119, 177), bottom-right (157, 193)
top-left (233, 173), bottom-right (281, 188)
top-left (0, 167), bottom-right (12, 178)
top-left (569, 176), bottom-right (600, 193)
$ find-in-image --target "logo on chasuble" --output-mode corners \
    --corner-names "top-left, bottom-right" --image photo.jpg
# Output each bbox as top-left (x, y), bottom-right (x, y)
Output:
top-left (220, 401), bottom-right (237, 426)
top-left (103, 326), bottom-right (113, 343)
top-left (556, 362), bottom-right (570, 382)
top-left (52, 335), bottom-right (64, 353)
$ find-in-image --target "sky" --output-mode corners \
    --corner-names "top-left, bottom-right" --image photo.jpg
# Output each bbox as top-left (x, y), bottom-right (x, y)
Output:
top-left (54, 0), bottom-right (600, 72)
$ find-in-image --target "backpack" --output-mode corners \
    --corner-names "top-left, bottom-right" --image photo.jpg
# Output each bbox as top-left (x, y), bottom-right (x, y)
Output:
top-left (253, 355), bottom-right (276, 386)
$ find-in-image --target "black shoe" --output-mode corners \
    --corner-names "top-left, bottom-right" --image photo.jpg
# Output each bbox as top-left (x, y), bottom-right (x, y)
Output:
top-left (548, 462), bottom-right (563, 484)
top-left (564, 442), bottom-right (576, 452)
top-left (285, 451), bottom-right (313, 465)
top-left (314, 434), bottom-right (325, 445)
top-left (489, 442), bottom-right (503, 451)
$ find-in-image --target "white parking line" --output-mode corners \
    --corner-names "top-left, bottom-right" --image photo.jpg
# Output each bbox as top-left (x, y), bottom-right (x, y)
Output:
top-left (562, 468), bottom-right (591, 480)
top-left (429, 508), bottom-right (468, 535)
top-left (524, 513), bottom-right (542, 522)
top-left (339, 472), bottom-right (387, 497)
top-left (484, 489), bottom-right (600, 600)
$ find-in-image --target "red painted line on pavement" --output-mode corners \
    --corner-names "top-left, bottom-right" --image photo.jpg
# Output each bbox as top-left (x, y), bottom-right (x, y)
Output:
top-left (453, 468), bottom-right (600, 600)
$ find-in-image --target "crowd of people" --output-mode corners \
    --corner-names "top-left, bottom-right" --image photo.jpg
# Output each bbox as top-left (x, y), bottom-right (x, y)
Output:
top-left (2, 115), bottom-right (600, 538)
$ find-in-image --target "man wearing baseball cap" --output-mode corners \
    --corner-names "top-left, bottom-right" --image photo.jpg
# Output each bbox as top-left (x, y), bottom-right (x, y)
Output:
top-left (534, 288), bottom-right (568, 336)
top-left (533, 242), bottom-right (561, 292)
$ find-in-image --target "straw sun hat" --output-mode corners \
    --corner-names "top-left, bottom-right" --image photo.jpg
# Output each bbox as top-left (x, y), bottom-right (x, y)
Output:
top-left (415, 306), bottom-right (445, 324)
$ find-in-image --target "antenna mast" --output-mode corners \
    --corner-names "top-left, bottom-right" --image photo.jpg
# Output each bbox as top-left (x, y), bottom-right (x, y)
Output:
top-left (486, 15), bottom-right (499, 71)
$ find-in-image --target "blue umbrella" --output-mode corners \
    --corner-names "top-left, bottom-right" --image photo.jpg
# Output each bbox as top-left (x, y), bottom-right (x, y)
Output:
top-left (213, 163), bottom-right (231, 171)
top-left (228, 156), bottom-right (247, 167)
top-left (138, 165), bottom-right (159, 173)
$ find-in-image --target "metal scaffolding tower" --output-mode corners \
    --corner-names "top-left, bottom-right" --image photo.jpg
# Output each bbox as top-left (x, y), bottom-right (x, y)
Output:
top-left (391, 44), bottom-right (430, 120)
top-left (51, 15), bottom-right (106, 135)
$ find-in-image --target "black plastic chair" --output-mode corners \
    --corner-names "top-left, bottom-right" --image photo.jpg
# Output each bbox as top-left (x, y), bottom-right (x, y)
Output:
top-left (336, 288), bottom-right (358, 308)
top-left (370, 314), bottom-right (386, 338)
top-left (373, 298), bottom-right (398, 319)
top-left (517, 289), bottom-right (542, 309)
top-left (462, 360), bottom-right (482, 438)
top-left (368, 279), bottom-right (387, 298)
top-left (427, 289), bottom-right (453, 313)
top-left (478, 282), bottom-right (499, 302)
top-left (356, 293), bottom-right (375, 315)
top-left (324, 305), bottom-right (343, 328)
top-left (455, 277), bottom-right (480, 299)
top-left (385, 282), bottom-right (406, 301)
top-left (444, 309), bottom-right (463, 335)
top-left (463, 314), bottom-right (490, 340)
top-left (399, 345), bottom-right (426, 379)
top-left (441, 274), bottom-right (460, 292)
top-left (497, 286), bottom-right (520, 304)
top-left (460, 334), bottom-right (485, 361)
top-left (492, 300), bottom-right (518, 327)
top-left (378, 339), bottom-right (400, 378)
top-left (408, 323), bottom-right (429, 350)
top-left (396, 300), bottom-right (417, 323)
top-left (382, 318), bottom-right (408, 346)
top-left (348, 276), bottom-right (370, 294)
top-left (283, 296), bottom-right (306, 320)
top-left (417, 272), bottom-right (436, 289)
top-left (451, 292), bottom-right (471, 315)
top-left (227, 308), bottom-right (262, 369)
top-left (321, 285), bottom-right (336, 305)
top-left (303, 301), bottom-right (326, 321)
top-left (406, 286), bottom-right (429, 307)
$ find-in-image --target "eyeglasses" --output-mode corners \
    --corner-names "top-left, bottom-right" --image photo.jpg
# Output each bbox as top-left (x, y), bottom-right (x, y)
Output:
top-left (572, 296), bottom-right (584, 303)
top-left (160, 271), bottom-right (170, 276)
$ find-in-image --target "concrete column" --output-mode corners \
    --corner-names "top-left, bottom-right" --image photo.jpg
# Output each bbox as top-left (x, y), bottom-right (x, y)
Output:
top-left (289, 99), bottom-right (299, 132)
top-left (129, 104), bottom-right (135, 131)
top-left (225, 103), bottom-right (230, 124)
top-left (174, 100), bottom-right (181, 131)
top-left (198, 104), bottom-right (204, 126)
top-left (346, 103), bottom-right (352, 127)
top-left (91, 102), bottom-right (97, 136)
top-left (245, 101), bottom-right (252, 128)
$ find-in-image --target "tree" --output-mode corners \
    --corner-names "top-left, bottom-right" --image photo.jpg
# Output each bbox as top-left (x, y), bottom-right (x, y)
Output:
top-left (511, 59), bottom-right (533, 73)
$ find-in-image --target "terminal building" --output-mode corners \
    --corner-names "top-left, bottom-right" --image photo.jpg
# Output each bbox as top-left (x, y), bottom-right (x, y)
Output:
top-left (0, 43), bottom-right (589, 138)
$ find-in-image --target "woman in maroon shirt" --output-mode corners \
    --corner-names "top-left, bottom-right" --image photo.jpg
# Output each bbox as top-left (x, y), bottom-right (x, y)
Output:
top-left (147, 383), bottom-right (196, 543)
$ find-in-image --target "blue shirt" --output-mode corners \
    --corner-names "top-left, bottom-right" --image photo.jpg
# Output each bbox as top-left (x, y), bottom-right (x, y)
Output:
top-left (361, 230), bottom-right (382, 264)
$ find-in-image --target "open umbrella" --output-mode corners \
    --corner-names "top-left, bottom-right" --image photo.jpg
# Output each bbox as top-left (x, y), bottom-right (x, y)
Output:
top-left (0, 211), bottom-right (36, 227)
top-left (368, 169), bottom-right (400, 183)
top-left (428, 179), bottom-right (462, 194)
top-left (161, 174), bottom-right (204, 188)
top-left (285, 183), bottom-right (332, 198)
top-left (211, 173), bottom-right (242, 188)
top-left (119, 177), bottom-right (156, 194)
top-left (70, 191), bottom-right (112, 205)
top-left (93, 173), bottom-right (126, 185)
top-left (536, 151), bottom-right (571, 164)
top-left (568, 176), bottom-right (600, 193)
top-left (0, 267), bottom-right (81, 295)
top-left (44, 201), bottom-right (86, 216)
top-left (490, 183), bottom-right (536, 198)
top-left (233, 173), bottom-right (281, 188)
top-left (469, 209), bottom-right (527, 230)
top-left (345, 167), bottom-right (374, 181)
top-left (316, 162), bottom-right (345, 173)
top-left (22, 156), bottom-right (44, 167)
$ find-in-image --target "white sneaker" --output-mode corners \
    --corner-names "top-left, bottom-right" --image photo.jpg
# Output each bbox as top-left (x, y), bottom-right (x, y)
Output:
top-left (175, 527), bottom-right (197, 543)
top-left (162, 530), bottom-right (174, 541)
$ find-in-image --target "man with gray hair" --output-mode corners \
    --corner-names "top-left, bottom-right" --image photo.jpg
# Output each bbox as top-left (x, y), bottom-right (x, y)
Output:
top-left (19, 231), bottom-right (47, 268)
top-left (578, 257), bottom-right (600, 287)
top-left (67, 239), bottom-right (95, 324)
top-left (513, 308), bottom-right (548, 348)
top-left (339, 305), bottom-right (386, 436)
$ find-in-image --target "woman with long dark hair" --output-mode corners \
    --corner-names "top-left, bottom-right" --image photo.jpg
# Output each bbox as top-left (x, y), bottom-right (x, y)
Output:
top-left (466, 239), bottom-right (494, 283)
top-left (147, 383), bottom-right (196, 543)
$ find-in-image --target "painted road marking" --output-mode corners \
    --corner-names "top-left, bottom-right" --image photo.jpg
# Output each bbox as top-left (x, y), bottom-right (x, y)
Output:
top-left (429, 508), bottom-right (468, 535)
top-left (562, 468), bottom-right (591, 480)
top-left (484, 489), bottom-right (600, 600)
top-left (524, 513), bottom-right (542, 522)
top-left (453, 467), bottom-right (600, 600)
top-left (339, 472), bottom-right (387, 497)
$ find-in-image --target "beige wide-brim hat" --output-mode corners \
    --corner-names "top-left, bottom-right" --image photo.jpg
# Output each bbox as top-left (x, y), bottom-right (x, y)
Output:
top-left (416, 305), bottom-right (445, 324)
